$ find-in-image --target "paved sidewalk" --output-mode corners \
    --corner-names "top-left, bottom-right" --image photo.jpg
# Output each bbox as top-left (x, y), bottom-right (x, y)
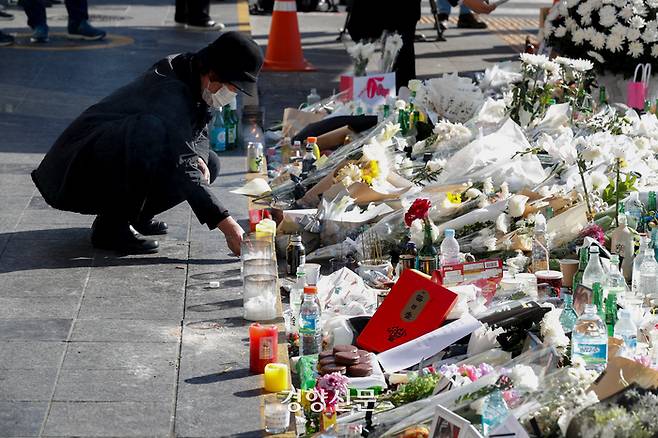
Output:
top-left (1, 1), bottom-right (265, 437)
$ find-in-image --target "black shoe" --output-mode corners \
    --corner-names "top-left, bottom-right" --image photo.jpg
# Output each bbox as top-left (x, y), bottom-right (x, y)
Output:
top-left (186, 20), bottom-right (225, 30)
top-left (0, 31), bottom-right (14, 46)
top-left (91, 217), bottom-right (159, 254)
top-left (0, 10), bottom-right (14, 21)
top-left (457, 13), bottom-right (487, 29)
top-left (132, 218), bottom-right (168, 236)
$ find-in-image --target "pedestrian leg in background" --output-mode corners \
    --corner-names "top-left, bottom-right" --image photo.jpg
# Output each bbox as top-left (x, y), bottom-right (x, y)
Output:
top-left (182, 0), bottom-right (224, 29)
top-left (457, 2), bottom-right (487, 28)
top-left (437, 0), bottom-right (451, 23)
top-left (394, 26), bottom-right (416, 91)
top-left (20, 0), bottom-right (49, 42)
top-left (65, 0), bottom-right (106, 40)
top-left (0, 29), bottom-right (14, 45)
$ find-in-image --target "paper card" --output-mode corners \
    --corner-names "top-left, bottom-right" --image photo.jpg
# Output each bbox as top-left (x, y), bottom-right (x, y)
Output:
top-left (428, 405), bottom-right (484, 438)
top-left (437, 259), bottom-right (503, 303)
top-left (376, 314), bottom-right (482, 373)
top-left (352, 73), bottom-right (396, 107)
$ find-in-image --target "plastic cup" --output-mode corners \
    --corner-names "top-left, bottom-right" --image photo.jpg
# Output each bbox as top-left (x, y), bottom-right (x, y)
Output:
top-left (303, 263), bottom-right (321, 285)
top-left (535, 270), bottom-right (563, 297)
top-left (559, 259), bottom-right (579, 290)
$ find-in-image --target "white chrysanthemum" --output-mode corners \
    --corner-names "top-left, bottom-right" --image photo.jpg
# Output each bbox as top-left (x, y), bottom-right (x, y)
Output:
top-left (607, 33), bottom-right (625, 52)
top-left (558, 1), bottom-right (569, 14)
top-left (583, 26), bottom-right (596, 41)
top-left (544, 22), bottom-right (555, 37)
top-left (335, 163), bottom-right (363, 187)
top-left (627, 27), bottom-right (642, 41)
top-left (629, 41), bottom-right (645, 57)
top-left (591, 31), bottom-right (607, 49)
top-left (573, 28), bottom-right (587, 44)
top-left (642, 22), bottom-right (658, 42)
top-left (577, 1), bottom-right (593, 16)
top-left (598, 5), bottom-right (617, 27)
top-left (573, 58), bottom-right (595, 71)
top-left (613, 0), bottom-right (628, 6)
top-left (648, 0), bottom-right (658, 7)
top-left (652, 44), bottom-right (658, 57)
top-left (581, 13), bottom-right (593, 25)
top-left (565, 17), bottom-right (578, 31)
top-left (543, 60), bottom-right (561, 77)
top-left (629, 16), bottom-right (646, 29)
top-left (554, 25), bottom-right (567, 37)
top-left (394, 99), bottom-right (406, 110)
top-left (620, 5), bottom-right (634, 19)
top-left (540, 308), bottom-right (570, 348)
top-left (611, 23), bottom-right (628, 37)
top-left (519, 53), bottom-right (550, 67)
top-left (426, 158), bottom-right (446, 173)
top-left (633, 0), bottom-right (647, 16)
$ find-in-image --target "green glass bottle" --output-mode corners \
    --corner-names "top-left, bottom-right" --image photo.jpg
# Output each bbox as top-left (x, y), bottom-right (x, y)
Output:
top-left (398, 108), bottom-right (409, 136)
top-left (418, 220), bottom-right (438, 275)
top-left (605, 292), bottom-right (618, 337)
top-left (572, 247), bottom-right (589, 290)
top-left (592, 282), bottom-right (605, 321)
top-left (599, 86), bottom-right (608, 106)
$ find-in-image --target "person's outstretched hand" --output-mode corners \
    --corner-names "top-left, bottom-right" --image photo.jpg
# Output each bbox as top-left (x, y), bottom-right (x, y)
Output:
top-left (197, 157), bottom-right (210, 184)
top-left (218, 216), bottom-right (244, 256)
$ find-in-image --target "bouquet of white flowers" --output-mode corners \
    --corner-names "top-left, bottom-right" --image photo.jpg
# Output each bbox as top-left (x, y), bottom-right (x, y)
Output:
top-left (543, 0), bottom-right (658, 77)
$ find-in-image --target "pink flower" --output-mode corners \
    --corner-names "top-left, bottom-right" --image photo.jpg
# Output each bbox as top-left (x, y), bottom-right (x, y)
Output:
top-left (579, 224), bottom-right (605, 245)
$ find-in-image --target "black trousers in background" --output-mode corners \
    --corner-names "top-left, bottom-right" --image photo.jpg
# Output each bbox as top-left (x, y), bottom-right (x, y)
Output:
top-left (174, 0), bottom-right (211, 24)
top-left (21, 0), bottom-right (88, 29)
top-left (393, 25), bottom-right (417, 91)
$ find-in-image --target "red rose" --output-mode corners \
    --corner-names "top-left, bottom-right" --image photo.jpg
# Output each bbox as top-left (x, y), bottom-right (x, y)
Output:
top-left (404, 198), bottom-right (431, 227)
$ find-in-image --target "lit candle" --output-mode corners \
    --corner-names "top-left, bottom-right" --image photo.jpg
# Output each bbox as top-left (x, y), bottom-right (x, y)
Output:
top-left (249, 323), bottom-right (278, 374)
top-left (264, 363), bottom-right (289, 392)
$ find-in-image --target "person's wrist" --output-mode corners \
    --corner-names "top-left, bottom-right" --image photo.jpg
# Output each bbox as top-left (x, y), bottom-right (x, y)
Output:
top-left (218, 216), bottom-right (237, 233)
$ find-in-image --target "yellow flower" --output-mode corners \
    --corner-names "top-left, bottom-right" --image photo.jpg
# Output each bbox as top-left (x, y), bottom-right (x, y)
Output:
top-left (446, 192), bottom-right (462, 204)
top-left (361, 160), bottom-right (380, 185)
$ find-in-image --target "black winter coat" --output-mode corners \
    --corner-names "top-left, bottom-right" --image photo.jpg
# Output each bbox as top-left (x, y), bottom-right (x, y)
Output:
top-left (31, 53), bottom-right (229, 228)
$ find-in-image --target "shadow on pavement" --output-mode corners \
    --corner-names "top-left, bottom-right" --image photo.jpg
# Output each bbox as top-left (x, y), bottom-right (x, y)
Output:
top-left (184, 366), bottom-right (251, 384)
top-left (0, 228), bottom-right (231, 273)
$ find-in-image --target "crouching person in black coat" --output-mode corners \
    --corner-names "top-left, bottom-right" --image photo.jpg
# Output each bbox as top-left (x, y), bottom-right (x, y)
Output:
top-left (31, 32), bottom-right (263, 255)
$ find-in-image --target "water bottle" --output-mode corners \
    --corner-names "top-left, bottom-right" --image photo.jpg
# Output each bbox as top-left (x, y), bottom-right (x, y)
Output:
top-left (289, 268), bottom-right (306, 334)
top-left (614, 309), bottom-right (638, 356)
top-left (440, 229), bottom-right (460, 267)
top-left (299, 285), bottom-right (322, 356)
top-left (209, 108), bottom-right (226, 152)
top-left (624, 192), bottom-right (643, 230)
top-left (306, 88), bottom-right (321, 107)
top-left (582, 246), bottom-right (607, 289)
top-left (639, 244), bottom-right (658, 297)
top-left (572, 304), bottom-right (608, 371)
top-left (605, 254), bottom-right (627, 298)
top-left (632, 236), bottom-right (649, 296)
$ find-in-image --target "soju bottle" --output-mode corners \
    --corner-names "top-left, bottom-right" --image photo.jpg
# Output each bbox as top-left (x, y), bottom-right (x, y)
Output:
top-left (398, 107), bottom-right (409, 136)
top-left (209, 108), bottom-right (226, 152)
top-left (224, 100), bottom-right (238, 150)
top-left (599, 86), bottom-right (608, 106)
top-left (592, 282), bottom-right (605, 321)
top-left (418, 221), bottom-right (438, 275)
top-left (605, 291), bottom-right (618, 337)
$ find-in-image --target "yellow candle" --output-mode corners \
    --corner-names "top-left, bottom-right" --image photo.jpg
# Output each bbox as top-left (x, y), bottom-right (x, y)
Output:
top-left (264, 363), bottom-right (289, 393)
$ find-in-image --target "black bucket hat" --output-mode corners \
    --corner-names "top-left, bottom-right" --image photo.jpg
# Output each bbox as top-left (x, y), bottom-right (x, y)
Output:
top-left (197, 31), bottom-right (263, 96)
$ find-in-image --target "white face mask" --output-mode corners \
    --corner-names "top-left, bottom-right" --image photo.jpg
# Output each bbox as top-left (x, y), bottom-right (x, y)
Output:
top-left (202, 84), bottom-right (237, 109)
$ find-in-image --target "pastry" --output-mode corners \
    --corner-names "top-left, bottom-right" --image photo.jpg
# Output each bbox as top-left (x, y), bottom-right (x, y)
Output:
top-left (335, 351), bottom-right (360, 365)
top-left (333, 344), bottom-right (358, 355)
top-left (347, 363), bottom-right (373, 377)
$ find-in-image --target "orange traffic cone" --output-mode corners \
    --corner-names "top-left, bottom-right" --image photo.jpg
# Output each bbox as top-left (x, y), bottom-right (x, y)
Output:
top-left (263, 0), bottom-right (315, 72)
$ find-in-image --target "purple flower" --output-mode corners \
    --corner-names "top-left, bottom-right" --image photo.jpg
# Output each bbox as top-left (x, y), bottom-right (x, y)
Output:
top-left (579, 224), bottom-right (605, 245)
top-left (316, 372), bottom-right (349, 396)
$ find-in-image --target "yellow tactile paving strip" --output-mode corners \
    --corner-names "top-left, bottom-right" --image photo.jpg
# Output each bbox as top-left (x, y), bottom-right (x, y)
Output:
top-left (419, 15), bottom-right (540, 54)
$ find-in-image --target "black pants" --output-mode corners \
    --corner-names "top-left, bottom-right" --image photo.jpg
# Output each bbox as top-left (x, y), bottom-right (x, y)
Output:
top-left (133, 151), bottom-right (220, 223)
top-left (21, 0), bottom-right (88, 29)
top-left (393, 25), bottom-right (417, 91)
top-left (174, 0), bottom-right (211, 24)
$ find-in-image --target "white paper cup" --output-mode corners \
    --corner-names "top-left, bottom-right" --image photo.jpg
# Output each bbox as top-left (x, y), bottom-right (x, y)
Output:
top-left (303, 263), bottom-right (321, 285)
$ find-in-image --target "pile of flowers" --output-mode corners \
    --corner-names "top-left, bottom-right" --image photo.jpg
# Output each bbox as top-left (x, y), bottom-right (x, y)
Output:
top-left (543, 0), bottom-right (658, 76)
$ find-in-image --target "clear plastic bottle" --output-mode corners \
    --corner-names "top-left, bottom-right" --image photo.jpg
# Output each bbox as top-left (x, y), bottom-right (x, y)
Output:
top-left (299, 285), bottom-right (322, 356)
top-left (614, 308), bottom-right (638, 356)
top-left (624, 192), bottom-right (643, 230)
top-left (306, 88), bottom-right (321, 107)
top-left (301, 142), bottom-right (317, 178)
top-left (289, 268), bottom-right (307, 334)
top-left (632, 236), bottom-right (649, 296)
top-left (559, 292), bottom-right (578, 333)
top-left (572, 304), bottom-right (608, 371)
top-left (307, 136), bottom-right (320, 161)
top-left (440, 229), bottom-right (460, 267)
top-left (605, 254), bottom-right (627, 299)
top-left (639, 244), bottom-right (658, 298)
top-left (582, 245), bottom-right (607, 289)
top-left (531, 213), bottom-right (549, 273)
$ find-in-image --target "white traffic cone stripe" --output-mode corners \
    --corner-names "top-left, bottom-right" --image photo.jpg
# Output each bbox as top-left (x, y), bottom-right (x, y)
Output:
top-left (273, 0), bottom-right (297, 12)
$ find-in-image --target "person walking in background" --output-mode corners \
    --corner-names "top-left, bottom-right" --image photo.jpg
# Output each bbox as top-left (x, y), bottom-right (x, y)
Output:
top-left (348, 0), bottom-right (495, 90)
top-left (20, 0), bottom-right (105, 43)
top-left (175, 0), bottom-right (225, 29)
top-left (437, 0), bottom-right (488, 29)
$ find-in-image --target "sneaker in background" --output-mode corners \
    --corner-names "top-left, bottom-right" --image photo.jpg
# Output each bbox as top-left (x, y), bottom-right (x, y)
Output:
top-left (30, 25), bottom-right (49, 43)
top-left (0, 31), bottom-right (14, 46)
top-left (67, 20), bottom-right (106, 40)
